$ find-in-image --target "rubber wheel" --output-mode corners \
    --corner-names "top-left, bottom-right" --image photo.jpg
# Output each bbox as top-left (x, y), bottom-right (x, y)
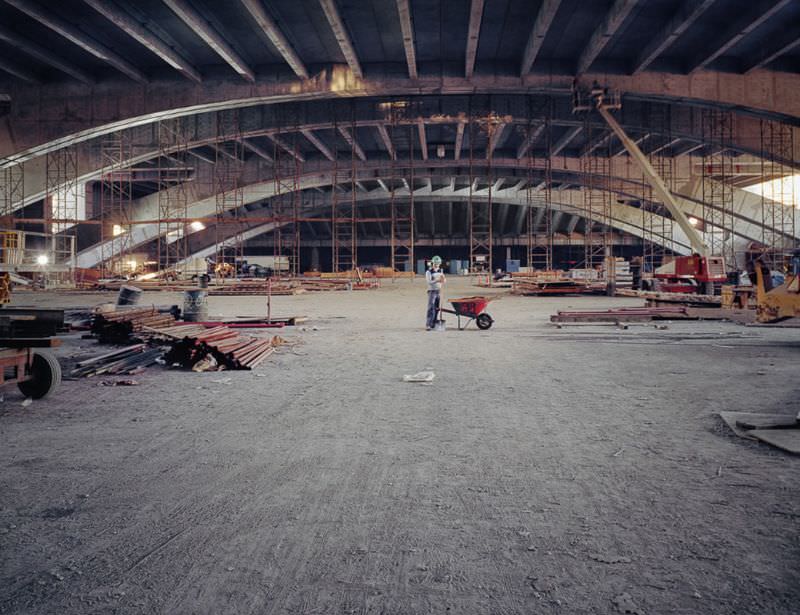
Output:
top-left (476, 313), bottom-right (493, 330)
top-left (18, 350), bottom-right (61, 400)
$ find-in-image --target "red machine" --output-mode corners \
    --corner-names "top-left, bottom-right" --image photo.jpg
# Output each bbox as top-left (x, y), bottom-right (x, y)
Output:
top-left (646, 256), bottom-right (727, 293)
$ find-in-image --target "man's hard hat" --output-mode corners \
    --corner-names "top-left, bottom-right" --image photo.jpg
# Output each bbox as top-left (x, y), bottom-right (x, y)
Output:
top-left (431, 255), bottom-right (442, 264)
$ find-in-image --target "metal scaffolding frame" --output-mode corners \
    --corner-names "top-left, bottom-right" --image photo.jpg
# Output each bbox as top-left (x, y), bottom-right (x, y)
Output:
top-left (759, 119), bottom-right (797, 269)
top-left (642, 103), bottom-right (675, 271)
top-left (157, 118), bottom-right (190, 273)
top-left (98, 133), bottom-right (133, 277)
top-left (271, 112), bottom-right (301, 277)
top-left (701, 109), bottom-right (736, 266)
top-left (389, 104), bottom-right (414, 274)
top-left (581, 120), bottom-right (612, 271)
top-left (469, 111), bottom-right (492, 273)
top-left (213, 109), bottom-right (245, 275)
top-left (1, 163), bottom-right (24, 220)
top-left (527, 97), bottom-right (553, 270)
top-left (331, 111), bottom-right (358, 273)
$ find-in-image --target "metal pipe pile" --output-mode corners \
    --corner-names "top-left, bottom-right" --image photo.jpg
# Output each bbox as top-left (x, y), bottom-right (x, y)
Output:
top-left (159, 325), bottom-right (283, 371)
top-left (70, 344), bottom-right (164, 377)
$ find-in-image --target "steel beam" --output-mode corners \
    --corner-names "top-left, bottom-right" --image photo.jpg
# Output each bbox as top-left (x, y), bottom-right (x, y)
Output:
top-left (395, 0), bottom-right (417, 78)
top-left (465, 0), bottom-right (485, 78)
top-left (744, 31), bottom-right (800, 73)
top-left (83, 0), bottom-right (201, 82)
top-left (486, 123), bottom-right (507, 159)
top-left (577, 0), bottom-right (640, 74)
top-left (239, 0), bottom-right (308, 79)
top-left (688, 0), bottom-right (792, 72)
top-left (318, 0), bottom-right (363, 78)
top-left (595, 102), bottom-right (707, 254)
top-left (301, 129), bottom-right (335, 161)
top-left (631, 0), bottom-right (714, 74)
top-left (4, 0), bottom-right (147, 82)
top-left (163, 0), bottom-right (254, 82)
top-left (0, 23), bottom-right (92, 83)
top-left (520, 0), bottom-right (562, 75)
top-left (338, 126), bottom-right (366, 161)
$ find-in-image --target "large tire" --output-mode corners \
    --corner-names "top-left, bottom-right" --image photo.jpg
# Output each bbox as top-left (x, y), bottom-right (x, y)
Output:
top-left (476, 313), bottom-right (493, 330)
top-left (18, 350), bottom-right (61, 400)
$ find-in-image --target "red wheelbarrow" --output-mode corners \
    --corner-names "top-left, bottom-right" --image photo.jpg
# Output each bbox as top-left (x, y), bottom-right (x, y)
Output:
top-left (439, 296), bottom-right (494, 330)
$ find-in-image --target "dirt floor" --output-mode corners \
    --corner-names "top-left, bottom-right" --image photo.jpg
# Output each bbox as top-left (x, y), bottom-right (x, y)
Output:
top-left (1, 276), bottom-right (798, 614)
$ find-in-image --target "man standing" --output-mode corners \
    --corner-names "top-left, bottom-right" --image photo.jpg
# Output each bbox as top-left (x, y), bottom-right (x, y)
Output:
top-left (425, 255), bottom-right (446, 330)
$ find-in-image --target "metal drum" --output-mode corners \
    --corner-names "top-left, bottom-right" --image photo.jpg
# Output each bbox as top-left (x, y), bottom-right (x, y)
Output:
top-left (182, 289), bottom-right (208, 322)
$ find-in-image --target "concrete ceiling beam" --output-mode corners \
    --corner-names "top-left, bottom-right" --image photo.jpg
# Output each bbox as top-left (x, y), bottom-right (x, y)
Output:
top-left (0, 56), bottom-right (40, 84)
top-left (239, 0), bottom-right (308, 79)
top-left (318, 0), bottom-right (363, 79)
top-left (240, 139), bottom-right (273, 162)
top-left (83, 0), bottom-right (201, 83)
top-left (577, 0), bottom-right (640, 74)
top-left (520, 0), bottom-right (562, 75)
top-left (744, 31), bottom-right (800, 73)
top-left (516, 123), bottom-right (545, 159)
top-left (464, 0), bottom-right (485, 78)
top-left (552, 126), bottom-right (582, 155)
top-left (417, 120), bottom-right (428, 161)
top-left (338, 126), bottom-right (366, 161)
top-left (163, 0), bottom-right (254, 82)
top-left (454, 122), bottom-right (465, 161)
top-left (4, 0), bottom-right (147, 82)
top-left (301, 129), bottom-right (335, 161)
top-left (266, 134), bottom-right (305, 162)
top-left (688, 0), bottom-right (792, 72)
top-left (486, 122), bottom-right (508, 159)
top-left (376, 125), bottom-right (396, 160)
top-left (395, 0), bottom-right (418, 79)
top-left (631, 0), bottom-right (715, 74)
top-left (0, 23), bottom-right (92, 83)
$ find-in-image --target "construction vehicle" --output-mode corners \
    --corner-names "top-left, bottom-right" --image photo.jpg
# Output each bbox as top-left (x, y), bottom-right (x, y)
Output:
top-left (754, 259), bottom-right (800, 323)
top-left (642, 255), bottom-right (727, 293)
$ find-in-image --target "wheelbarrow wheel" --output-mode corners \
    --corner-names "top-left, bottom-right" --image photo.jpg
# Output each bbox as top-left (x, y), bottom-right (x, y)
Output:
top-left (476, 313), bottom-right (493, 330)
top-left (18, 350), bottom-right (61, 400)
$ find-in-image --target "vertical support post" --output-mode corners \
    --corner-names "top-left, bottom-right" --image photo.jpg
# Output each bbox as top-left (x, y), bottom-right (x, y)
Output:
top-left (214, 109), bottom-right (245, 279)
top-left (157, 119), bottom-right (190, 276)
top-left (98, 133), bottom-right (133, 278)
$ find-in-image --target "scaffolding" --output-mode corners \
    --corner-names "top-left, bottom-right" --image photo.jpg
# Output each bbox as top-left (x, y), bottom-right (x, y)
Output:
top-left (469, 113), bottom-right (492, 273)
top-left (213, 110), bottom-right (245, 276)
top-left (642, 103), bottom-right (675, 271)
top-left (98, 133), bottom-right (133, 277)
top-left (331, 114), bottom-right (357, 273)
top-left (759, 119), bottom-right (797, 269)
top-left (389, 105), bottom-right (413, 274)
top-left (271, 114), bottom-right (301, 277)
top-left (582, 121), bottom-right (612, 271)
top-left (701, 109), bottom-right (736, 267)
top-left (527, 104), bottom-right (553, 270)
top-left (0, 163), bottom-right (23, 221)
top-left (157, 119), bottom-right (190, 274)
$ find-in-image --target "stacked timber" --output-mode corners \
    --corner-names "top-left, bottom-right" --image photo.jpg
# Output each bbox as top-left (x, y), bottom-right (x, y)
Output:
top-left (91, 307), bottom-right (176, 343)
top-left (550, 306), bottom-right (692, 323)
top-left (157, 324), bottom-right (285, 371)
top-left (511, 274), bottom-right (588, 295)
top-left (615, 288), bottom-right (722, 306)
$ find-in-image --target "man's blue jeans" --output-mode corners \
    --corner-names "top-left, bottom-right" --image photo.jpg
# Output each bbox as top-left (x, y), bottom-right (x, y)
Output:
top-left (426, 290), bottom-right (440, 328)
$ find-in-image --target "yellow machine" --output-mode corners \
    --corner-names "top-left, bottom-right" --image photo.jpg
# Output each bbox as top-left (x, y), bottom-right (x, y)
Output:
top-left (754, 261), bottom-right (800, 323)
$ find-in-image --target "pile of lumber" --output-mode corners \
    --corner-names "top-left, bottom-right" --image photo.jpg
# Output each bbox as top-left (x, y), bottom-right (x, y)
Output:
top-left (550, 306), bottom-right (692, 323)
top-left (91, 307), bottom-right (176, 343)
top-left (208, 280), bottom-right (306, 296)
top-left (70, 344), bottom-right (163, 377)
top-left (156, 324), bottom-right (285, 371)
top-left (512, 278), bottom-right (588, 295)
top-left (616, 288), bottom-right (722, 306)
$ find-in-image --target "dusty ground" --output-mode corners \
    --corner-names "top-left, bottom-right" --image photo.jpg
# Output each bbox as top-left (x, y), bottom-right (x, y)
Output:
top-left (1, 277), bottom-right (799, 614)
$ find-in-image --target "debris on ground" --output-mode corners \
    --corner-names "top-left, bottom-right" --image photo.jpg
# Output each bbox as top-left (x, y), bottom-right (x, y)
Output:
top-left (100, 379), bottom-right (139, 386)
top-left (70, 344), bottom-right (163, 378)
top-left (718, 411), bottom-right (800, 454)
top-left (403, 371), bottom-right (435, 383)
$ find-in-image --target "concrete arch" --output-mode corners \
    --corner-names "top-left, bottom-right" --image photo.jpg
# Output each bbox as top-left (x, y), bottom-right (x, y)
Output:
top-left (3, 67), bottom-right (800, 166)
